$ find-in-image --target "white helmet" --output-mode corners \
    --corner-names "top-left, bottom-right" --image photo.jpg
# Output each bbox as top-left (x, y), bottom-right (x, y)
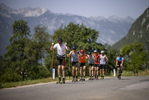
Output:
top-left (101, 50), bottom-right (104, 53)
top-left (94, 50), bottom-right (97, 53)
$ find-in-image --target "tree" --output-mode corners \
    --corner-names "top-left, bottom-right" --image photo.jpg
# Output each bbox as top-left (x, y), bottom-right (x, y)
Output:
top-left (121, 42), bottom-right (148, 73)
top-left (25, 25), bottom-right (51, 79)
top-left (3, 19), bottom-right (30, 81)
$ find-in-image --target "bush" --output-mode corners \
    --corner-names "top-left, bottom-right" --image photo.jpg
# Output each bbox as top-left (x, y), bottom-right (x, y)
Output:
top-left (0, 70), bottom-right (22, 83)
top-left (28, 65), bottom-right (50, 80)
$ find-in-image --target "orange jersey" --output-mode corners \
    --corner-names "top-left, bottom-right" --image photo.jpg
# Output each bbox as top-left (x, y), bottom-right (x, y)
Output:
top-left (93, 53), bottom-right (100, 64)
top-left (79, 54), bottom-right (86, 63)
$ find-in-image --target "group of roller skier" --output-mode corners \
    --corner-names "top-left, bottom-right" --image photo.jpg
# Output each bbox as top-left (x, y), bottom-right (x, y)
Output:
top-left (50, 38), bottom-right (124, 83)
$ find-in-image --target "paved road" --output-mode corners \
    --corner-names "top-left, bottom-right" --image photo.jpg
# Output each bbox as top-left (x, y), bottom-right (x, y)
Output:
top-left (0, 76), bottom-right (149, 100)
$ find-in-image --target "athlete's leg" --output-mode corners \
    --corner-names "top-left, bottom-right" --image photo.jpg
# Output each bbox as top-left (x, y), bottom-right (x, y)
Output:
top-left (102, 69), bottom-right (104, 75)
top-left (97, 67), bottom-right (99, 76)
top-left (80, 67), bottom-right (82, 78)
top-left (76, 67), bottom-right (78, 77)
top-left (58, 65), bottom-right (61, 77)
top-left (94, 67), bottom-right (97, 78)
top-left (72, 66), bottom-right (75, 76)
top-left (83, 66), bottom-right (86, 77)
top-left (89, 66), bottom-right (91, 77)
top-left (92, 66), bottom-right (94, 77)
top-left (62, 65), bottom-right (65, 78)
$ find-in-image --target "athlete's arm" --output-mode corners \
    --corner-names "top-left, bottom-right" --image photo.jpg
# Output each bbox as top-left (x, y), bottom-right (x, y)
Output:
top-left (116, 58), bottom-right (118, 66)
top-left (65, 45), bottom-right (70, 51)
top-left (50, 44), bottom-right (56, 50)
top-left (67, 51), bottom-right (72, 57)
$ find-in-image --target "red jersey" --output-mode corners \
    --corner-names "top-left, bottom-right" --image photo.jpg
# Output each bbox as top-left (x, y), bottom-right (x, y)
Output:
top-left (79, 54), bottom-right (86, 63)
top-left (93, 53), bottom-right (100, 64)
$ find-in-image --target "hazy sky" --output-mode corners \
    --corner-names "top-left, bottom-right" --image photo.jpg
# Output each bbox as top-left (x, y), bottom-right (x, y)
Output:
top-left (0, 0), bottom-right (149, 19)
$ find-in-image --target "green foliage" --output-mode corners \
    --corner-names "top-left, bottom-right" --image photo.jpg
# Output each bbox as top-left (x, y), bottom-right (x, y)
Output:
top-left (28, 65), bottom-right (50, 80)
top-left (52, 22), bottom-right (100, 51)
top-left (3, 19), bottom-right (31, 81)
top-left (0, 69), bottom-right (22, 83)
top-left (121, 42), bottom-right (148, 71)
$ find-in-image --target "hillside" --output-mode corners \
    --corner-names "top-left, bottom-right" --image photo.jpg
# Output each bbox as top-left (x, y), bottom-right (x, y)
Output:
top-left (112, 7), bottom-right (149, 53)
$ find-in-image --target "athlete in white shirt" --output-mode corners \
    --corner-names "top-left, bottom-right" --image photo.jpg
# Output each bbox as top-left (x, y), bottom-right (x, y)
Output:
top-left (50, 38), bottom-right (70, 82)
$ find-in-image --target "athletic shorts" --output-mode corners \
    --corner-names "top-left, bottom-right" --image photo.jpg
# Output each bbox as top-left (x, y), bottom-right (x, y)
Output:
top-left (89, 64), bottom-right (94, 67)
top-left (94, 64), bottom-right (99, 67)
top-left (117, 65), bottom-right (120, 68)
top-left (79, 63), bottom-right (85, 67)
top-left (100, 64), bottom-right (106, 69)
top-left (72, 62), bottom-right (78, 67)
top-left (57, 56), bottom-right (65, 66)
top-left (116, 64), bottom-right (120, 68)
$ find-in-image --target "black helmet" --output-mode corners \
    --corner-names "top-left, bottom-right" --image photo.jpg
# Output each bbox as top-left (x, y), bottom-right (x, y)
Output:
top-left (72, 46), bottom-right (76, 50)
top-left (58, 38), bottom-right (63, 44)
top-left (88, 51), bottom-right (91, 55)
top-left (119, 54), bottom-right (121, 56)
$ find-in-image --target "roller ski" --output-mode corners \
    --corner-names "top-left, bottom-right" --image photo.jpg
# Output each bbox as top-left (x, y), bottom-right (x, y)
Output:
top-left (62, 78), bottom-right (65, 84)
top-left (79, 78), bottom-right (83, 81)
top-left (100, 75), bottom-right (104, 79)
top-left (88, 77), bottom-right (94, 80)
top-left (72, 78), bottom-right (74, 82)
top-left (56, 81), bottom-right (62, 84)
top-left (56, 78), bottom-right (62, 84)
top-left (72, 78), bottom-right (78, 82)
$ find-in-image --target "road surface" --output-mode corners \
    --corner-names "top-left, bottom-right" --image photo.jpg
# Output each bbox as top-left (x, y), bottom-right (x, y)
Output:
top-left (0, 76), bottom-right (149, 100)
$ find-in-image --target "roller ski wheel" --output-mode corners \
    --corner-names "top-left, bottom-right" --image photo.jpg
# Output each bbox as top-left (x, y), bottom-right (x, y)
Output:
top-left (56, 81), bottom-right (62, 84)
top-left (74, 79), bottom-right (78, 82)
top-left (100, 75), bottom-right (104, 79)
top-left (83, 78), bottom-right (85, 81)
top-left (91, 77), bottom-right (94, 80)
top-left (79, 79), bottom-right (83, 81)
top-left (88, 77), bottom-right (92, 80)
top-left (72, 79), bottom-right (74, 82)
top-left (62, 79), bottom-right (65, 84)
top-left (118, 74), bottom-right (121, 80)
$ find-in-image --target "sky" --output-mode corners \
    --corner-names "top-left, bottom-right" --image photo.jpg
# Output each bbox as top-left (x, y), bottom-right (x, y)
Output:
top-left (0, 0), bottom-right (149, 19)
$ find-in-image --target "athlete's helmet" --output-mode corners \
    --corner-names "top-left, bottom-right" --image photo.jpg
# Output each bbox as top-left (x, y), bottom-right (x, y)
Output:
top-left (101, 51), bottom-right (104, 53)
top-left (119, 54), bottom-right (121, 56)
top-left (80, 49), bottom-right (84, 53)
top-left (72, 46), bottom-right (76, 50)
top-left (94, 50), bottom-right (97, 53)
top-left (58, 38), bottom-right (63, 44)
top-left (88, 51), bottom-right (91, 55)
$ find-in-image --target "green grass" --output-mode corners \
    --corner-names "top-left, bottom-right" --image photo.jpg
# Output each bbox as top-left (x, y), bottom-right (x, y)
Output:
top-left (0, 70), bottom-right (149, 89)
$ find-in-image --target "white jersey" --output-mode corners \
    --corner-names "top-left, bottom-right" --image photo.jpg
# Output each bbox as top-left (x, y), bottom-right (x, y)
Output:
top-left (100, 54), bottom-right (106, 65)
top-left (54, 43), bottom-right (67, 57)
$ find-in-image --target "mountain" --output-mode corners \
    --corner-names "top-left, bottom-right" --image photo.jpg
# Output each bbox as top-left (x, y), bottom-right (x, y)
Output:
top-left (112, 7), bottom-right (149, 53)
top-left (0, 3), bottom-right (135, 56)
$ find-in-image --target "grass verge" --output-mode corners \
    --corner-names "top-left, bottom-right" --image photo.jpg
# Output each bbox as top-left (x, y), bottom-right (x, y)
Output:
top-left (0, 70), bottom-right (149, 89)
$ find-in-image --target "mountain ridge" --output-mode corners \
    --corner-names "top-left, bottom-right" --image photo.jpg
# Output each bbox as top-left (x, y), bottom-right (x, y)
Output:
top-left (112, 7), bottom-right (149, 53)
top-left (0, 3), bottom-right (135, 56)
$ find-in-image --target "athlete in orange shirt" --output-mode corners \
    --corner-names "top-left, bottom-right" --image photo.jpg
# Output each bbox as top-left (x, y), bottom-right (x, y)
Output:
top-left (79, 49), bottom-right (86, 81)
top-left (93, 50), bottom-right (100, 79)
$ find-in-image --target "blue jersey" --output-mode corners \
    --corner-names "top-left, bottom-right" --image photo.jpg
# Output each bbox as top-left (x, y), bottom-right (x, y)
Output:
top-left (116, 57), bottom-right (124, 64)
